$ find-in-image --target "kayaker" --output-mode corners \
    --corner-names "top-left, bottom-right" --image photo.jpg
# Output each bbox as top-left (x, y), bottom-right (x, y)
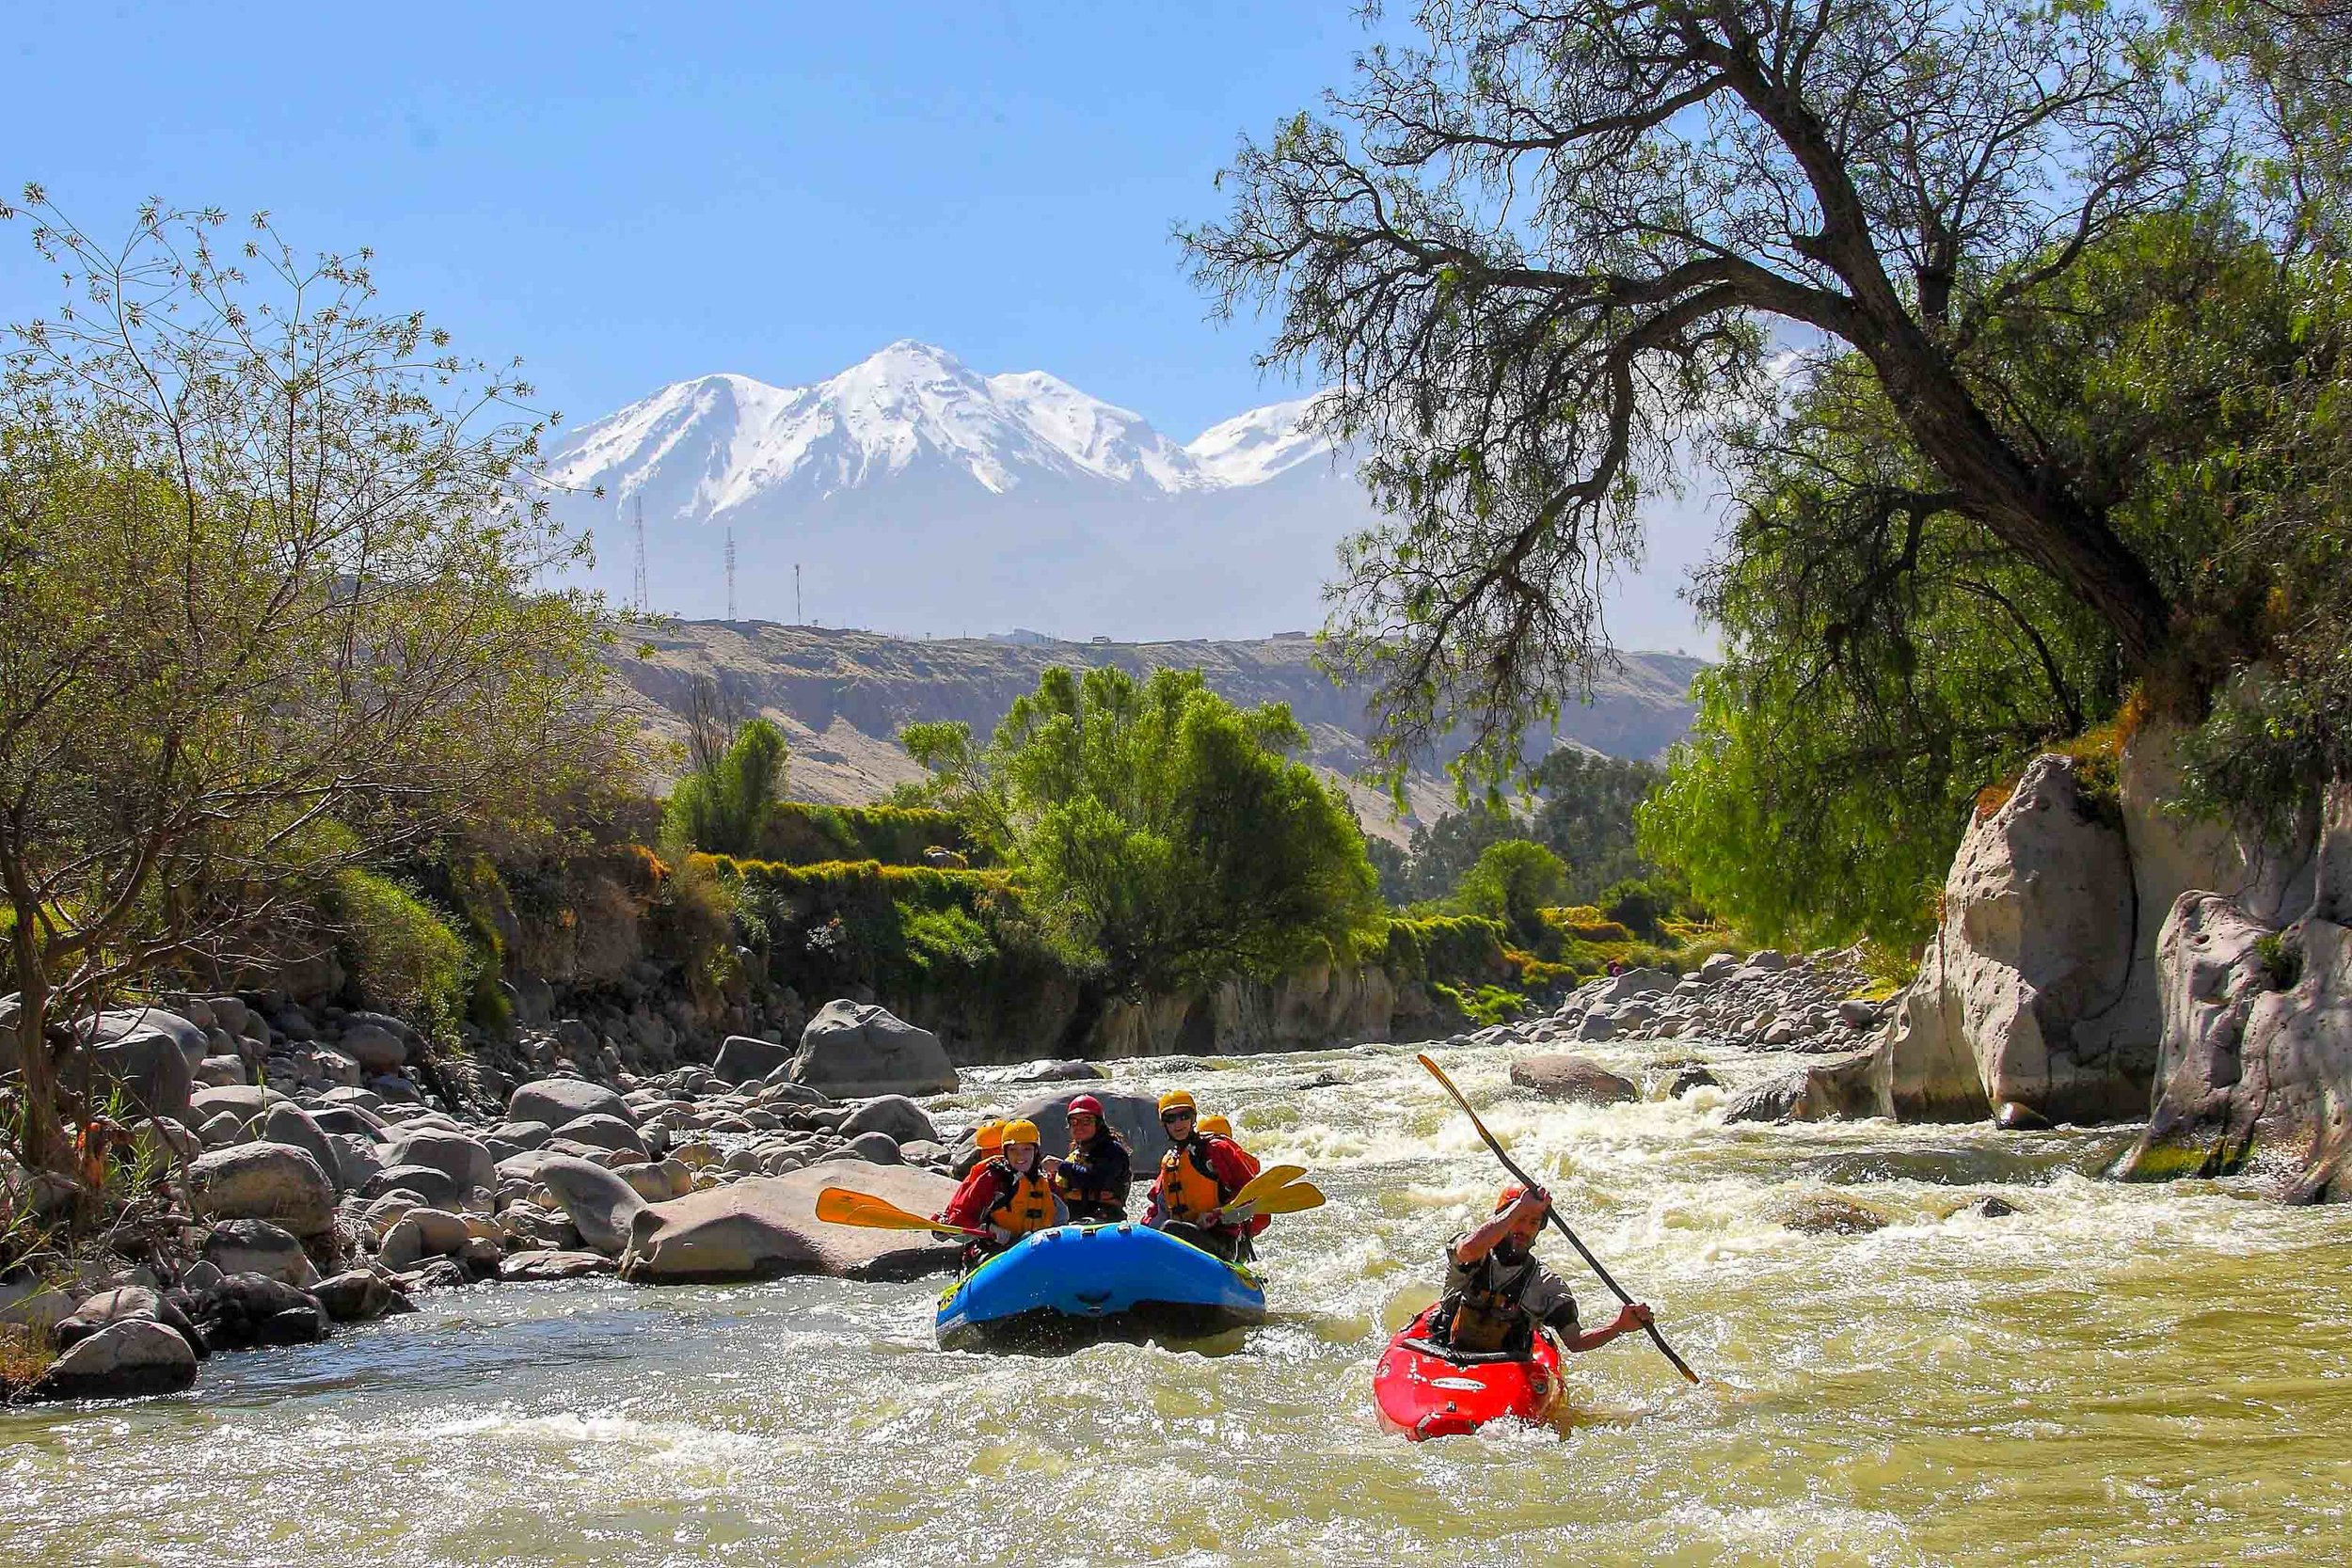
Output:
top-left (1432, 1184), bottom-right (1653, 1357)
top-left (938, 1118), bottom-right (1066, 1261)
top-left (937, 1118), bottom-right (1007, 1226)
top-left (1045, 1094), bottom-right (1132, 1224)
top-left (1200, 1115), bottom-right (1272, 1241)
top-left (1142, 1090), bottom-right (1258, 1261)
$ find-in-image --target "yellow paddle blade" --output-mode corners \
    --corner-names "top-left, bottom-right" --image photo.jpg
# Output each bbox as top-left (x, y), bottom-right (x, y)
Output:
top-left (1225, 1164), bottom-right (1307, 1212)
top-left (814, 1186), bottom-right (977, 1236)
top-left (1250, 1180), bottom-right (1325, 1217)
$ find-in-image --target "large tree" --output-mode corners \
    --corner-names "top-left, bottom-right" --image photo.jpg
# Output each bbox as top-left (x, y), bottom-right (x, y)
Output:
top-left (1186, 0), bottom-right (2219, 778)
top-left (0, 195), bottom-right (628, 1170)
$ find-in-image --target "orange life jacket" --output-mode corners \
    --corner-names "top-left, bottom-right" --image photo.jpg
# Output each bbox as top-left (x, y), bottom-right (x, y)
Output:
top-left (987, 1162), bottom-right (1059, 1238)
top-left (1155, 1138), bottom-right (1236, 1226)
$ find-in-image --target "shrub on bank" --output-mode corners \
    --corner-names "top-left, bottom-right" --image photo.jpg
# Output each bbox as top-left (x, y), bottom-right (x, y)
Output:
top-left (755, 803), bottom-right (968, 867)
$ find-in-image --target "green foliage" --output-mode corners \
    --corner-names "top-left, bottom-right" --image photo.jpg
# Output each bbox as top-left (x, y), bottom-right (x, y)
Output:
top-left (1452, 839), bottom-right (1568, 944)
top-left (1387, 752), bottom-right (1660, 905)
top-left (1598, 878), bottom-right (1675, 942)
top-left (900, 665), bottom-right (1384, 994)
top-left (662, 719), bottom-right (787, 857)
top-left (1383, 913), bottom-right (1513, 986)
top-left (1434, 983), bottom-right (1528, 1027)
top-left (325, 869), bottom-right (471, 1036)
top-left (755, 802), bottom-right (966, 866)
top-left (2254, 930), bottom-right (2305, 991)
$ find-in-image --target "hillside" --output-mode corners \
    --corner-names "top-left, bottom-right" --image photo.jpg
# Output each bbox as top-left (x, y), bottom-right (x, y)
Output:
top-left (611, 621), bottom-right (1704, 843)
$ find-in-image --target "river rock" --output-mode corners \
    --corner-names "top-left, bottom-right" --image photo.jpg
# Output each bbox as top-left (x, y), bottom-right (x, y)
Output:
top-left (53, 1286), bottom-right (200, 1355)
top-left (309, 1104), bottom-right (387, 1142)
top-left (1001, 1058), bottom-right (1107, 1085)
top-left (547, 1113), bottom-right (647, 1159)
top-left (384, 1129), bottom-right (498, 1196)
top-left (712, 1034), bottom-right (793, 1086)
top-left (254, 1103), bottom-right (344, 1192)
top-left (1699, 952), bottom-right (1741, 983)
top-left (182, 1274), bottom-right (329, 1350)
top-left (996, 1087), bottom-right (1169, 1170)
top-left (1883, 755), bottom-right (2145, 1123)
top-left (365, 1164), bottom-right (463, 1209)
top-left (840, 1095), bottom-right (939, 1145)
top-left (338, 1022), bottom-right (407, 1073)
top-left (201, 1219), bottom-right (319, 1287)
top-left (612, 1159), bottom-right (694, 1201)
top-left (1509, 1054), bottom-right (1638, 1105)
top-left (839, 1131), bottom-right (902, 1164)
top-left (188, 1141), bottom-right (336, 1237)
top-left (509, 1077), bottom-right (635, 1131)
top-left (188, 1085), bottom-right (289, 1122)
top-left (1747, 949), bottom-right (1790, 972)
top-left (1772, 1193), bottom-right (1890, 1234)
top-left (501, 1249), bottom-right (616, 1282)
top-left (29, 1318), bottom-right (198, 1401)
top-left (311, 1269), bottom-right (408, 1323)
top-left (788, 1001), bottom-right (958, 1098)
top-left (622, 1160), bottom-right (961, 1283)
top-left (485, 1119), bottom-right (553, 1153)
top-left (1722, 1052), bottom-right (1888, 1125)
top-left (533, 1153), bottom-right (646, 1255)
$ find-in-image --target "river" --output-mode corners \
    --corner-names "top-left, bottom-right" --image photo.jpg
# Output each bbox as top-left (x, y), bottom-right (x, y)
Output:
top-left (6, 1033), bottom-right (2351, 1565)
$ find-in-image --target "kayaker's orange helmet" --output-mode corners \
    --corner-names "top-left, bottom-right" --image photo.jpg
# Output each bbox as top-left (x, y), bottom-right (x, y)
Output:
top-left (973, 1120), bottom-right (1006, 1155)
top-left (1000, 1118), bottom-right (1041, 1148)
top-left (1200, 1115), bottom-right (1233, 1138)
top-left (1495, 1183), bottom-right (1527, 1212)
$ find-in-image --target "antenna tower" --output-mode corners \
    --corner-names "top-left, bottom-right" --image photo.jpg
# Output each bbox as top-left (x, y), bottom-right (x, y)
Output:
top-left (630, 496), bottom-right (648, 613)
top-left (724, 528), bottom-right (738, 622)
top-left (795, 562), bottom-right (803, 626)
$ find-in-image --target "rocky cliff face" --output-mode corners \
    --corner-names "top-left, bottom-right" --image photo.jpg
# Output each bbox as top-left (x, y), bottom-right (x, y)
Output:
top-left (2120, 784), bottom-right (2352, 1199)
top-left (610, 622), bottom-right (1704, 844)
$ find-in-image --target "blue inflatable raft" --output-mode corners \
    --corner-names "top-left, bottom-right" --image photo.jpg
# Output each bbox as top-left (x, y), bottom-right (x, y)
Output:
top-left (935, 1222), bottom-right (1266, 1348)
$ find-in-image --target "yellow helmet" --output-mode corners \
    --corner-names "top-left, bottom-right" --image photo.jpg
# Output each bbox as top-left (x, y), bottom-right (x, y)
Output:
top-left (1000, 1118), bottom-right (1041, 1148)
top-left (1200, 1115), bottom-right (1232, 1138)
top-left (1157, 1089), bottom-right (1197, 1116)
top-left (973, 1120), bottom-right (1006, 1153)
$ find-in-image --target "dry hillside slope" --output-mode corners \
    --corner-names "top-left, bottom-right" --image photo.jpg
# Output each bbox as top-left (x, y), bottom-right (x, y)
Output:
top-left (611, 622), bottom-right (1703, 844)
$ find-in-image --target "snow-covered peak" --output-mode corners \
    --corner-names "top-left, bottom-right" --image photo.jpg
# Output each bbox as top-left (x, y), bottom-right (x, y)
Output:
top-left (1184, 393), bottom-right (1334, 485)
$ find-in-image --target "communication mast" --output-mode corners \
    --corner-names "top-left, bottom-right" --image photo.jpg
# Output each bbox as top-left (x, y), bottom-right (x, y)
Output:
top-left (795, 562), bottom-right (803, 626)
top-left (724, 528), bottom-right (737, 622)
top-left (630, 496), bottom-right (648, 614)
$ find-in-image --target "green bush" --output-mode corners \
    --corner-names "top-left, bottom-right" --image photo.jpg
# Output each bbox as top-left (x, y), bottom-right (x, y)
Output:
top-left (1384, 914), bottom-right (1513, 986)
top-left (325, 868), bottom-right (471, 1035)
top-left (755, 802), bottom-right (967, 866)
top-left (662, 719), bottom-right (787, 856)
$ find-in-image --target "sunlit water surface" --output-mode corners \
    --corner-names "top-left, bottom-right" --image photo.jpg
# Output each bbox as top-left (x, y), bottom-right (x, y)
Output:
top-left (7, 1037), bottom-right (2351, 1566)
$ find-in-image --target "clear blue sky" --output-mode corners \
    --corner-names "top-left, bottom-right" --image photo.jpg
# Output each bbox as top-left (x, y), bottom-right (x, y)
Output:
top-left (0, 1), bottom-right (1392, 440)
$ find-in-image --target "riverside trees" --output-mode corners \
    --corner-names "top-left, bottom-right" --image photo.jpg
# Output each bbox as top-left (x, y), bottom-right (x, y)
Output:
top-left (1189, 0), bottom-right (2351, 947)
top-left (0, 195), bottom-right (628, 1171)
top-left (902, 666), bottom-right (1383, 996)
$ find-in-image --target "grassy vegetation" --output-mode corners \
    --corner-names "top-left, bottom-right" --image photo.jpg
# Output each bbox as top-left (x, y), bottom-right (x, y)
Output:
top-left (755, 802), bottom-right (967, 867)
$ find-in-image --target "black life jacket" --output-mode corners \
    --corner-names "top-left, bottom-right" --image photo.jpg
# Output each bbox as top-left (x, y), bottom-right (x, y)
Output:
top-left (1444, 1246), bottom-right (1539, 1354)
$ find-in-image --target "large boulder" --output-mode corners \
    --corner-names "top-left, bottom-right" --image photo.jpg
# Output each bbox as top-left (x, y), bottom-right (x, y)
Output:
top-left (29, 1318), bottom-right (198, 1401)
top-left (337, 1022), bottom-right (407, 1074)
top-left (622, 1160), bottom-right (961, 1283)
top-left (83, 1008), bottom-right (202, 1120)
top-left (364, 1164), bottom-right (462, 1209)
top-left (788, 1001), bottom-right (958, 1098)
top-left (383, 1129), bottom-right (498, 1197)
top-left (712, 1035), bottom-right (793, 1086)
top-left (840, 1095), bottom-right (939, 1146)
top-left (201, 1218), bottom-right (319, 1287)
top-left (187, 1141), bottom-right (336, 1237)
top-left (188, 1085), bottom-right (289, 1123)
top-left (1723, 1052), bottom-right (1889, 1125)
top-left (311, 1270), bottom-right (408, 1323)
top-left (257, 1104), bottom-right (345, 1193)
top-left (546, 1113), bottom-right (647, 1159)
top-left (532, 1154), bottom-right (646, 1256)
top-left (1509, 1053), bottom-right (1639, 1105)
top-left (508, 1077), bottom-right (634, 1131)
top-left (180, 1274), bottom-right (329, 1351)
top-left (1883, 755), bottom-right (2145, 1123)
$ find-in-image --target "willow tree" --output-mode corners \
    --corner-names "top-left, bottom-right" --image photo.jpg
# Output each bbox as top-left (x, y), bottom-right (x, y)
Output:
top-left (1185, 0), bottom-right (2218, 780)
top-left (0, 193), bottom-right (628, 1171)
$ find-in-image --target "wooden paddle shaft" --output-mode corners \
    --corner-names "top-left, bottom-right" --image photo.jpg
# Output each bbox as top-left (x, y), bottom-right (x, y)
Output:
top-left (1420, 1054), bottom-right (1702, 1385)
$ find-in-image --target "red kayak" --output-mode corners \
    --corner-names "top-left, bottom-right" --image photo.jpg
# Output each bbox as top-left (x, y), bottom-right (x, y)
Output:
top-left (1373, 1306), bottom-right (1564, 1440)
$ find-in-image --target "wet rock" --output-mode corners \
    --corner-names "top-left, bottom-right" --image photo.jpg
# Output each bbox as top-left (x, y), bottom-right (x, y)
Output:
top-left (622, 1160), bottom-right (961, 1283)
top-left (841, 1095), bottom-right (939, 1146)
top-left (997, 1088), bottom-right (1169, 1170)
top-left (532, 1154), bottom-right (646, 1256)
top-left (1771, 1193), bottom-right (1890, 1234)
top-left (311, 1269), bottom-right (409, 1322)
top-left (29, 1318), bottom-right (198, 1401)
top-left (500, 1249), bottom-right (616, 1283)
top-left (788, 1000), bottom-right (958, 1099)
top-left (201, 1219), bottom-right (318, 1288)
top-left (1957, 1195), bottom-right (2020, 1219)
top-left (712, 1034), bottom-right (793, 1086)
top-left (1509, 1053), bottom-right (1639, 1105)
top-left (1994, 1101), bottom-right (2054, 1132)
top-left (509, 1078), bottom-right (634, 1132)
top-left (1724, 1052), bottom-right (1886, 1124)
top-left (1000, 1058), bottom-right (1107, 1085)
top-left (53, 1287), bottom-right (200, 1356)
top-left (188, 1142), bottom-right (337, 1237)
top-left (182, 1274), bottom-right (330, 1351)
top-left (1661, 1064), bottom-right (1721, 1097)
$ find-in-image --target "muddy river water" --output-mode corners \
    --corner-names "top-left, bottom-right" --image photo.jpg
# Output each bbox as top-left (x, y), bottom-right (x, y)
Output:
top-left (7, 1034), bottom-right (2350, 1565)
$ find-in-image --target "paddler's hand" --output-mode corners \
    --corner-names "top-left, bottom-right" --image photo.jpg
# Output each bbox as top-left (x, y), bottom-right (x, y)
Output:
top-left (1515, 1186), bottom-right (1552, 1220)
top-left (987, 1223), bottom-right (1014, 1245)
top-left (1613, 1302), bottom-right (1654, 1335)
top-left (1041, 1155), bottom-right (1062, 1178)
top-left (1213, 1201), bottom-right (1256, 1227)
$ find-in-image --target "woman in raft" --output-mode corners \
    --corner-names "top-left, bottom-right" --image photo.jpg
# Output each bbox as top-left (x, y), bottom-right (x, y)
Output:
top-left (936, 1119), bottom-right (1066, 1264)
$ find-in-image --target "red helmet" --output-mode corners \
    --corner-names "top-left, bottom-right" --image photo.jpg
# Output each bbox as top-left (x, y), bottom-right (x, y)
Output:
top-left (1494, 1183), bottom-right (1526, 1213)
top-left (1066, 1094), bottom-right (1105, 1120)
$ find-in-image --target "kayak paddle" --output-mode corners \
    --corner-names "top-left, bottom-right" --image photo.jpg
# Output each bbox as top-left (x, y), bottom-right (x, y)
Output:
top-left (1248, 1180), bottom-right (1325, 1217)
top-left (1223, 1164), bottom-right (1307, 1212)
top-left (814, 1186), bottom-right (988, 1238)
top-left (1416, 1053), bottom-right (1701, 1385)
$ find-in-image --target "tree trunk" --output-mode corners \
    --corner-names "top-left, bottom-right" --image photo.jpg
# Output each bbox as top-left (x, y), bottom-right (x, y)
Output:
top-left (1860, 318), bottom-right (2176, 673)
top-left (7, 971), bottom-right (71, 1175)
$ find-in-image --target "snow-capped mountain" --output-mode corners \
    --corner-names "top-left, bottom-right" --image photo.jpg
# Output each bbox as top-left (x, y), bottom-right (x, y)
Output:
top-left (542, 340), bottom-right (1362, 638)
